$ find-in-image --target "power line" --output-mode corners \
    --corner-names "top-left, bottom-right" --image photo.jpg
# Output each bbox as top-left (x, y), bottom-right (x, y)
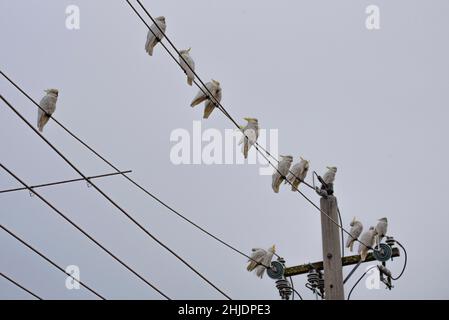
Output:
top-left (347, 265), bottom-right (377, 300)
top-left (0, 170), bottom-right (131, 194)
top-left (0, 94), bottom-right (230, 300)
top-left (126, 0), bottom-right (375, 251)
top-left (0, 224), bottom-right (105, 300)
top-left (0, 272), bottom-right (42, 300)
top-left (128, 0), bottom-right (316, 193)
top-left (0, 71), bottom-right (271, 269)
top-left (391, 240), bottom-right (407, 281)
top-left (0, 162), bottom-right (170, 299)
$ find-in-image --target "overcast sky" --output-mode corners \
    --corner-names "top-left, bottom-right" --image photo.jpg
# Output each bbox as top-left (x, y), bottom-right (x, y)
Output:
top-left (1, 0), bottom-right (448, 300)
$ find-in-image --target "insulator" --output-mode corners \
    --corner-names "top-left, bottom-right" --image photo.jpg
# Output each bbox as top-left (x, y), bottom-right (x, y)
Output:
top-left (275, 278), bottom-right (292, 300)
top-left (307, 269), bottom-right (320, 289)
top-left (373, 243), bottom-right (392, 262)
top-left (378, 265), bottom-right (392, 278)
top-left (386, 236), bottom-right (396, 247)
top-left (267, 257), bottom-right (285, 280)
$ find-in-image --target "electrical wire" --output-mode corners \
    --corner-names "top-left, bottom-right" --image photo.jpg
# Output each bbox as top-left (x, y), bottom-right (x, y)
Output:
top-left (0, 162), bottom-right (170, 299)
top-left (289, 276), bottom-right (303, 301)
top-left (0, 224), bottom-right (105, 300)
top-left (347, 265), bottom-right (378, 300)
top-left (0, 272), bottom-right (42, 300)
top-left (125, 0), bottom-right (377, 252)
top-left (0, 170), bottom-right (131, 194)
top-left (391, 240), bottom-right (407, 281)
top-left (0, 95), bottom-right (231, 300)
top-left (0, 72), bottom-right (271, 269)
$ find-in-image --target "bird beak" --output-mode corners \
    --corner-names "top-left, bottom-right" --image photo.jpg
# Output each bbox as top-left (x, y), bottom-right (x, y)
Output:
top-left (187, 47), bottom-right (191, 52)
top-left (243, 117), bottom-right (250, 121)
top-left (271, 245), bottom-right (276, 252)
top-left (326, 166), bottom-right (331, 170)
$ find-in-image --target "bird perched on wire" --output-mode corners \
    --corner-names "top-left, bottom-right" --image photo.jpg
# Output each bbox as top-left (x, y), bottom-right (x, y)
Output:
top-left (238, 118), bottom-right (259, 159)
top-left (285, 157), bottom-right (309, 191)
top-left (37, 89), bottom-right (58, 132)
top-left (246, 245), bottom-right (276, 278)
top-left (317, 166), bottom-right (337, 195)
top-left (179, 48), bottom-right (195, 86)
top-left (190, 79), bottom-right (222, 119)
top-left (272, 155), bottom-right (293, 193)
top-left (358, 226), bottom-right (377, 261)
top-left (145, 16), bottom-right (166, 56)
top-left (346, 217), bottom-right (363, 252)
top-left (375, 217), bottom-right (388, 246)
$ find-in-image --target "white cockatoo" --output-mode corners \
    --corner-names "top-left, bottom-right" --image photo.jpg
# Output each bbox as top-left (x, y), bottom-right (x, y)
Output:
top-left (272, 155), bottom-right (293, 193)
top-left (238, 118), bottom-right (259, 159)
top-left (145, 16), bottom-right (166, 56)
top-left (179, 48), bottom-right (195, 86)
top-left (375, 217), bottom-right (388, 246)
top-left (322, 166), bottom-right (337, 185)
top-left (190, 79), bottom-right (222, 119)
top-left (37, 89), bottom-right (58, 132)
top-left (285, 157), bottom-right (309, 191)
top-left (346, 217), bottom-right (363, 252)
top-left (358, 226), bottom-right (377, 261)
top-left (246, 245), bottom-right (276, 278)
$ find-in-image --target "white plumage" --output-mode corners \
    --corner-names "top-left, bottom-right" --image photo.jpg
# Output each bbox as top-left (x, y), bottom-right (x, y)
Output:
top-left (37, 89), bottom-right (58, 132)
top-left (272, 155), bottom-right (293, 193)
top-left (190, 79), bottom-right (222, 119)
top-left (246, 245), bottom-right (275, 278)
top-left (145, 16), bottom-right (166, 56)
top-left (346, 217), bottom-right (363, 252)
top-left (238, 118), bottom-right (259, 159)
top-left (322, 166), bottom-right (337, 185)
top-left (375, 217), bottom-right (388, 246)
top-left (285, 157), bottom-right (309, 191)
top-left (179, 48), bottom-right (195, 86)
top-left (358, 226), bottom-right (377, 261)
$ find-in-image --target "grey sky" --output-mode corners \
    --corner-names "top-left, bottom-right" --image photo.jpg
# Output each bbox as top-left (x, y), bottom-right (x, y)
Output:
top-left (1, 0), bottom-right (448, 299)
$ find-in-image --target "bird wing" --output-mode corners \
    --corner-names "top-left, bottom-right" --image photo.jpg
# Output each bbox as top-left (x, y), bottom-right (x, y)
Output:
top-left (190, 82), bottom-right (214, 107)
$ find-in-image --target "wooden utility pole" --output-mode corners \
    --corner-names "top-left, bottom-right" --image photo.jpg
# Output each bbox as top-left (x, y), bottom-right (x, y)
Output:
top-left (320, 195), bottom-right (344, 300)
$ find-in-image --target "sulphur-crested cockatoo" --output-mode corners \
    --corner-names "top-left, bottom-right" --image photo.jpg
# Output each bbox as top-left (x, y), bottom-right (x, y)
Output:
top-left (375, 217), bottom-right (388, 246)
top-left (179, 48), bottom-right (195, 86)
top-left (323, 166), bottom-right (337, 185)
top-left (238, 118), bottom-right (259, 159)
top-left (272, 155), bottom-right (293, 193)
top-left (145, 16), bottom-right (166, 56)
top-left (285, 157), bottom-right (309, 191)
top-left (346, 217), bottom-right (363, 252)
top-left (37, 89), bottom-right (58, 132)
top-left (190, 79), bottom-right (222, 119)
top-left (358, 226), bottom-right (377, 261)
top-left (246, 245), bottom-right (275, 278)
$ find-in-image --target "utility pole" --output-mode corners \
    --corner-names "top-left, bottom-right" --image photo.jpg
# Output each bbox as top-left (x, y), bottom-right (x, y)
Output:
top-left (320, 195), bottom-right (344, 300)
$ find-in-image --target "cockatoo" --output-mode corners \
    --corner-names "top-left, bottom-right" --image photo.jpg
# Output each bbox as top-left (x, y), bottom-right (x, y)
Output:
top-left (246, 245), bottom-right (276, 278)
top-left (358, 226), bottom-right (377, 261)
top-left (145, 16), bottom-right (166, 56)
top-left (346, 217), bottom-right (363, 252)
top-left (190, 79), bottom-right (222, 119)
top-left (37, 89), bottom-right (58, 132)
top-left (285, 157), bottom-right (309, 191)
top-left (322, 166), bottom-right (337, 185)
top-left (272, 155), bottom-right (293, 193)
top-left (179, 48), bottom-right (195, 86)
top-left (375, 217), bottom-right (388, 246)
top-left (238, 118), bottom-right (259, 159)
